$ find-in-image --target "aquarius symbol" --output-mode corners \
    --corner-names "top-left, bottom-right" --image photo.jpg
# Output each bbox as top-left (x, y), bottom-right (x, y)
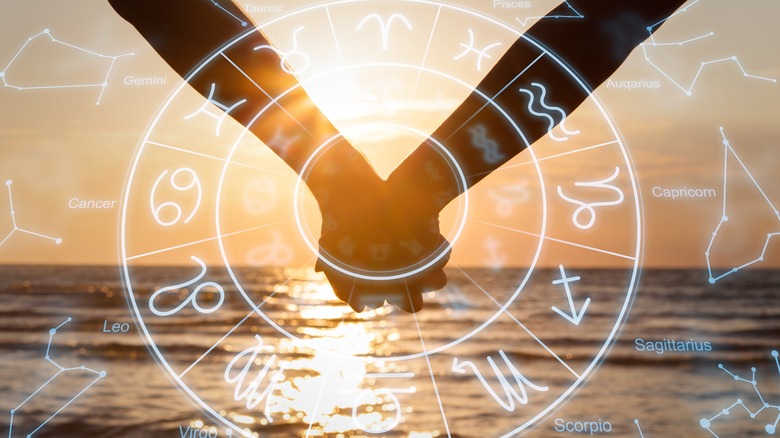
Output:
top-left (557, 167), bottom-right (625, 230)
top-left (468, 124), bottom-right (506, 164)
top-left (149, 256), bottom-right (225, 316)
top-left (453, 29), bottom-right (502, 72)
top-left (184, 83), bottom-right (247, 136)
top-left (488, 180), bottom-right (530, 217)
top-left (518, 82), bottom-right (580, 142)
top-left (355, 13), bottom-right (413, 51)
top-left (254, 26), bottom-right (310, 75)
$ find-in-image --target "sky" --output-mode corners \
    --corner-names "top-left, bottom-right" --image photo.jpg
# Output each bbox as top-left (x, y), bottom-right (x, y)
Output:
top-left (0, 0), bottom-right (778, 270)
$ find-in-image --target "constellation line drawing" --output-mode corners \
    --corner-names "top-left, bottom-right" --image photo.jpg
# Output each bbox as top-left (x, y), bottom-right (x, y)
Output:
top-left (515, 1), bottom-right (583, 27)
top-left (705, 128), bottom-right (780, 284)
top-left (640, 0), bottom-right (776, 96)
top-left (8, 318), bottom-right (107, 438)
top-left (634, 419), bottom-right (645, 437)
top-left (210, 0), bottom-right (248, 27)
top-left (1, 180), bottom-right (62, 248)
top-left (0, 29), bottom-right (134, 105)
top-left (699, 350), bottom-right (780, 437)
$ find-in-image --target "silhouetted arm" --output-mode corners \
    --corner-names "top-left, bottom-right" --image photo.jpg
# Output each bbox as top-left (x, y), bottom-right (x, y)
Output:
top-left (108, 0), bottom-right (381, 202)
top-left (108, 0), bottom-right (444, 312)
top-left (388, 0), bottom-right (688, 208)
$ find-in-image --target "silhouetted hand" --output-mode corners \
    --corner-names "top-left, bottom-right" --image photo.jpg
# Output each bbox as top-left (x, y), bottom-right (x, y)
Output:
top-left (314, 173), bottom-right (450, 313)
top-left (110, 0), bottom-right (689, 314)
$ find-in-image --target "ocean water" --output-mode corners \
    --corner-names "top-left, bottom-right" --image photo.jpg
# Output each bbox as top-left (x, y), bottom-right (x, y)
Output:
top-left (0, 266), bottom-right (778, 437)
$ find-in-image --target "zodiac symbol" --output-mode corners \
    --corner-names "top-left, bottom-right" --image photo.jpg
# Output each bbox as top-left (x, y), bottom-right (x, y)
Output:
top-left (150, 168), bottom-right (202, 227)
top-left (518, 82), bottom-right (580, 142)
top-left (339, 372), bottom-right (416, 434)
top-left (266, 125), bottom-right (300, 158)
top-left (355, 13), bottom-right (413, 51)
top-left (184, 83), bottom-right (246, 136)
top-left (149, 256), bottom-right (225, 316)
top-left (369, 243), bottom-right (391, 262)
top-left (254, 26), bottom-right (310, 75)
top-left (453, 29), bottom-right (502, 72)
top-left (400, 239), bottom-right (423, 256)
top-left (224, 335), bottom-right (286, 422)
top-left (557, 167), bottom-right (625, 230)
top-left (424, 161), bottom-right (441, 181)
top-left (483, 236), bottom-right (507, 270)
top-left (551, 265), bottom-right (590, 326)
top-left (488, 179), bottom-right (530, 217)
top-left (338, 236), bottom-right (356, 257)
top-left (243, 176), bottom-right (278, 216)
top-left (452, 350), bottom-right (549, 412)
top-left (468, 124), bottom-right (506, 164)
top-left (246, 231), bottom-right (294, 266)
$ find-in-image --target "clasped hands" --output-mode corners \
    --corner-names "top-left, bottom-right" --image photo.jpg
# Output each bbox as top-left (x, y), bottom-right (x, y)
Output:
top-left (309, 145), bottom-right (453, 314)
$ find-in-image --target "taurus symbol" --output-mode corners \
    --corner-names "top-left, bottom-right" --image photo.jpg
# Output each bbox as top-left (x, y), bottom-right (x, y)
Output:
top-left (254, 26), bottom-right (310, 74)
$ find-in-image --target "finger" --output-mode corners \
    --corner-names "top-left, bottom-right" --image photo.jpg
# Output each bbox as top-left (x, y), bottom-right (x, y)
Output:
top-left (419, 269), bottom-right (448, 293)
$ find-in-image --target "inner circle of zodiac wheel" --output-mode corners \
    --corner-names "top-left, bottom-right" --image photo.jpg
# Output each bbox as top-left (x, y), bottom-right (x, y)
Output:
top-left (121, 1), bottom-right (642, 436)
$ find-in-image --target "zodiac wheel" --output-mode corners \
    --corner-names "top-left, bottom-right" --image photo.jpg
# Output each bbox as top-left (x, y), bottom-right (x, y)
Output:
top-left (121, 1), bottom-right (642, 436)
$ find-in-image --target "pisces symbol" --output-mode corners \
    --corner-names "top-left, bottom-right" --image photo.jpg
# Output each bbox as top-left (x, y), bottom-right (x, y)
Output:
top-left (453, 29), bottom-right (503, 72)
top-left (468, 124), bottom-right (506, 164)
top-left (518, 82), bottom-right (580, 142)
